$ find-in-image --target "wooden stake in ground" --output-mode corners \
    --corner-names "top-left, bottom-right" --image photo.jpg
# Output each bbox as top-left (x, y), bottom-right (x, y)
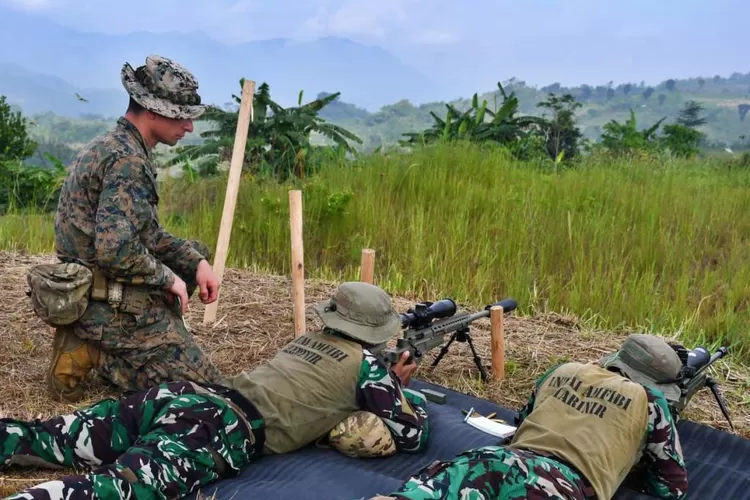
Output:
top-left (490, 305), bottom-right (505, 380)
top-left (289, 190), bottom-right (305, 336)
top-left (203, 79), bottom-right (255, 325)
top-left (360, 248), bottom-right (375, 284)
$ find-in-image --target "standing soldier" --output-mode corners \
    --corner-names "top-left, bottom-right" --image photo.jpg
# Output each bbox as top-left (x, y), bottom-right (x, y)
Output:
top-left (40, 54), bottom-right (224, 402)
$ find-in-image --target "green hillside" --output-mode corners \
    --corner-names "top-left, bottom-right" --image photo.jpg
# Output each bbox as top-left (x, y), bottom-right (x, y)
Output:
top-left (13, 71), bottom-right (750, 161)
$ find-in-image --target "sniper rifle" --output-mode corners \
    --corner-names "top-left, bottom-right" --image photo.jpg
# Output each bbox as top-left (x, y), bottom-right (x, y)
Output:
top-left (369, 297), bottom-right (518, 383)
top-left (669, 343), bottom-right (734, 432)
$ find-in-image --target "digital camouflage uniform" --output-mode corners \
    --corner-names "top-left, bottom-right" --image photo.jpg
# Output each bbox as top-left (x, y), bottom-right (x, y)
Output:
top-left (47, 54), bottom-right (221, 402)
top-left (382, 335), bottom-right (688, 500)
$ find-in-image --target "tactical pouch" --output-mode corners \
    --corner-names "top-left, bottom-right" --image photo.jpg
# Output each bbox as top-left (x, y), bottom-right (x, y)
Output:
top-left (118, 287), bottom-right (152, 315)
top-left (27, 262), bottom-right (93, 327)
top-left (90, 267), bottom-right (109, 301)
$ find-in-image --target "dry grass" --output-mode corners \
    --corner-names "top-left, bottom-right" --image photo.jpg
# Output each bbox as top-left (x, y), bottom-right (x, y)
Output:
top-left (1, 250), bottom-right (749, 496)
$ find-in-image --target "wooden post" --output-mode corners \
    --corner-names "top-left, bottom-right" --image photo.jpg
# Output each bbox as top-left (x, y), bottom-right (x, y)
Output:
top-left (203, 79), bottom-right (255, 325)
top-left (490, 305), bottom-right (505, 380)
top-left (360, 248), bottom-right (375, 284)
top-left (289, 190), bottom-right (305, 336)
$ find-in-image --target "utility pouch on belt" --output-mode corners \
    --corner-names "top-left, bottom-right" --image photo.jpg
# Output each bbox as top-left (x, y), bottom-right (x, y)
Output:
top-left (26, 262), bottom-right (93, 327)
top-left (90, 267), bottom-right (108, 301)
top-left (90, 266), bottom-right (152, 315)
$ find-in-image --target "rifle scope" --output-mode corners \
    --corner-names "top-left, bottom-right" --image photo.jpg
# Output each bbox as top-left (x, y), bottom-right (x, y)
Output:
top-left (400, 299), bottom-right (457, 329)
top-left (681, 346), bottom-right (729, 378)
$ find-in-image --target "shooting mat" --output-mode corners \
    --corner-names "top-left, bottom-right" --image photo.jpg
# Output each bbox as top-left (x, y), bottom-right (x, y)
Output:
top-left (187, 379), bottom-right (750, 500)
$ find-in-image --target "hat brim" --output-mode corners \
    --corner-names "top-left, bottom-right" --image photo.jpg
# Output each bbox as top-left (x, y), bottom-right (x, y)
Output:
top-left (313, 300), bottom-right (401, 345)
top-left (121, 64), bottom-right (206, 120)
top-left (600, 352), bottom-right (682, 402)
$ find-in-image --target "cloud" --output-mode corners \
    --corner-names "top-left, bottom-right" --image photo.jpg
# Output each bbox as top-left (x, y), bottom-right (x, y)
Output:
top-left (2, 0), bottom-right (57, 10)
top-left (411, 30), bottom-right (460, 45)
top-left (298, 0), bottom-right (419, 40)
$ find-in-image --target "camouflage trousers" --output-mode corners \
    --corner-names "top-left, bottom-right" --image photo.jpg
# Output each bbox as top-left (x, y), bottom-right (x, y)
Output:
top-left (387, 446), bottom-right (596, 500)
top-left (71, 291), bottom-right (223, 393)
top-left (0, 381), bottom-right (265, 500)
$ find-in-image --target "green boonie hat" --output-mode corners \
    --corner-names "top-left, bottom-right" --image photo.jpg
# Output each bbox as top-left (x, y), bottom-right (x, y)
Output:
top-left (328, 411), bottom-right (396, 458)
top-left (313, 282), bottom-right (401, 345)
top-left (121, 54), bottom-right (206, 120)
top-left (600, 334), bottom-right (683, 401)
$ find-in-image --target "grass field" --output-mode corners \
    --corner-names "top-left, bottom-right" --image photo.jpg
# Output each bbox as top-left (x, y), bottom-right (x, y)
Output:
top-left (3, 142), bottom-right (750, 360)
top-left (0, 250), bottom-right (747, 497)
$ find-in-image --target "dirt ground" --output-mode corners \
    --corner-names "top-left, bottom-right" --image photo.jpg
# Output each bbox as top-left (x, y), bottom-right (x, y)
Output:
top-left (1, 250), bottom-right (748, 496)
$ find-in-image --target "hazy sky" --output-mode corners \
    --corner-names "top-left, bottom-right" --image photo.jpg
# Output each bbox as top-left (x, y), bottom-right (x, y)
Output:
top-left (2, 0), bottom-right (747, 90)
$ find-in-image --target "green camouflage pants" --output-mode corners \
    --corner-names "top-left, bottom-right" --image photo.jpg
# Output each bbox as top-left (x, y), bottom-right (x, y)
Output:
top-left (388, 446), bottom-right (595, 500)
top-left (0, 381), bottom-right (265, 499)
top-left (72, 289), bottom-right (223, 393)
top-left (72, 239), bottom-right (223, 393)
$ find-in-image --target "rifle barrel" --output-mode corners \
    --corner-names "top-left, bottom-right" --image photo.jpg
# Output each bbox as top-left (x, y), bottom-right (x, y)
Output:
top-left (484, 298), bottom-right (518, 313)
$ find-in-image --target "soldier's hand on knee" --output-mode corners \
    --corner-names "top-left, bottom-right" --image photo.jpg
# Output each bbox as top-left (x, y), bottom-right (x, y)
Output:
top-left (195, 259), bottom-right (220, 304)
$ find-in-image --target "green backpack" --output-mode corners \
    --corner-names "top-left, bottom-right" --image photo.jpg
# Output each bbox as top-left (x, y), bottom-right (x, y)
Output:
top-left (27, 262), bottom-right (93, 327)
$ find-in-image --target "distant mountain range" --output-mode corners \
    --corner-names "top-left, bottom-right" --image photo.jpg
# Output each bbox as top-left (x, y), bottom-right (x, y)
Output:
top-left (0, 6), bottom-right (446, 115)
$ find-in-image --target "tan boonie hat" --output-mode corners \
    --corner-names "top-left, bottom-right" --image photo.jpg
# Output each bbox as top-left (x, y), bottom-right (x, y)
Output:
top-left (328, 411), bottom-right (396, 458)
top-left (599, 334), bottom-right (683, 401)
top-left (121, 54), bottom-right (206, 120)
top-left (314, 282), bottom-right (401, 345)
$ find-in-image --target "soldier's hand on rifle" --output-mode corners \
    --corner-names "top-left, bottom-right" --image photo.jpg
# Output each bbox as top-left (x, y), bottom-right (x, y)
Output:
top-left (165, 275), bottom-right (189, 314)
top-left (196, 259), bottom-right (220, 304)
top-left (392, 351), bottom-right (418, 386)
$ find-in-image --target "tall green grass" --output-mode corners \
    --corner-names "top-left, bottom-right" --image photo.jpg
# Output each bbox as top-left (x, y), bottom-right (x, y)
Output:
top-left (4, 142), bottom-right (750, 359)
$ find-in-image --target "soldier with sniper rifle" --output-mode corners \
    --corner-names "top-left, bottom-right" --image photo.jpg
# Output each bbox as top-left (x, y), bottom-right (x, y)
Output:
top-left (370, 329), bottom-right (735, 500)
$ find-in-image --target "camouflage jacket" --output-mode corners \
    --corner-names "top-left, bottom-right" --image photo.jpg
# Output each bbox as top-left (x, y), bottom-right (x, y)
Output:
top-left (54, 117), bottom-right (207, 287)
top-left (357, 349), bottom-right (430, 452)
top-left (517, 366), bottom-right (688, 499)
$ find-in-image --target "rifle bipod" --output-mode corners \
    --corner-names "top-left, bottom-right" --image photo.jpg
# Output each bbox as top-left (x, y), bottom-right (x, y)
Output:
top-left (429, 327), bottom-right (489, 381)
top-left (706, 376), bottom-right (735, 432)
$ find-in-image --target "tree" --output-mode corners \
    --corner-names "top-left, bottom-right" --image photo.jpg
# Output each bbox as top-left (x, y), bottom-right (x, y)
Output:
top-left (643, 87), bottom-right (654, 100)
top-left (0, 95), bottom-right (37, 162)
top-left (677, 100), bottom-right (707, 128)
top-left (658, 94), bottom-right (667, 106)
top-left (599, 110), bottom-right (665, 156)
top-left (400, 82), bottom-right (546, 158)
top-left (536, 93), bottom-right (583, 163)
top-left (665, 79), bottom-right (677, 92)
top-left (661, 123), bottom-right (703, 158)
top-left (623, 83), bottom-right (633, 95)
top-left (169, 81), bottom-right (362, 180)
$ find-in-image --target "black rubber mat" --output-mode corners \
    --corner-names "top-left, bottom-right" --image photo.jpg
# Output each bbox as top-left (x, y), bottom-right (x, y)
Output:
top-left (188, 379), bottom-right (750, 500)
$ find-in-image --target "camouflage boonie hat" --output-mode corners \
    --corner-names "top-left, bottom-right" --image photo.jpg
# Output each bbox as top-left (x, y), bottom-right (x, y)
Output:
top-left (328, 411), bottom-right (396, 458)
top-left (600, 334), bottom-right (683, 401)
top-left (121, 54), bottom-right (206, 120)
top-left (313, 282), bottom-right (401, 345)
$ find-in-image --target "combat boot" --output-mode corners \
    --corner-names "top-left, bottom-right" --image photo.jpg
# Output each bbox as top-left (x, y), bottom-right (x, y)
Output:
top-left (46, 326), bottom-right (101, 403)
